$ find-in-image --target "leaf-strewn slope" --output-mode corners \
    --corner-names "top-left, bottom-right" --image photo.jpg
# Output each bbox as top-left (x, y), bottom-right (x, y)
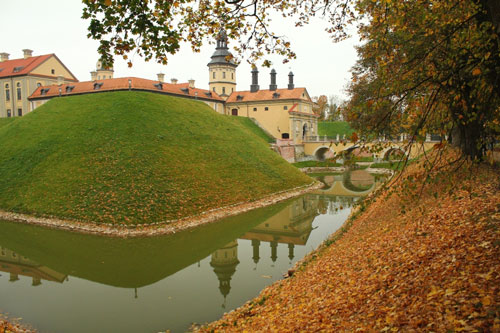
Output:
top-left (0, 91), bottom-right (311, 224)
top-left (201, 158), bottom-right (500, 331)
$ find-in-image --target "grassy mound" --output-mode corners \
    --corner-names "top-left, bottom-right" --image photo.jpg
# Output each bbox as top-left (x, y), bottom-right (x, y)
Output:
top-left (0, 91), bottom-right (311, 224)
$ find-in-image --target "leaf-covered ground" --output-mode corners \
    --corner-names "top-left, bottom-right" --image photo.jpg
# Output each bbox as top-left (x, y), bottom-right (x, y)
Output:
top-left (0, 91), bottom-right (311, 225)
top-left (199, 157), bottom-right (500, 331)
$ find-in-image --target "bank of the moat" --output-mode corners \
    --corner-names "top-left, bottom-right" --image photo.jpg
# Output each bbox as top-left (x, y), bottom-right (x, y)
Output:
top-left (200, 162), bottom-right (500, 332)
top-left (0, 171), bottom-right (387, 333)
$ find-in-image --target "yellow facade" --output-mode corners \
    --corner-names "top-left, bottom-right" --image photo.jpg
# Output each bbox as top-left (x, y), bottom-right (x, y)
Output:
top-left (208, 64), bottom-right (236, 98)
top-left (0, 53), bottom-right (77, 117)
top-left (225, 98), bottom-right (317, 143)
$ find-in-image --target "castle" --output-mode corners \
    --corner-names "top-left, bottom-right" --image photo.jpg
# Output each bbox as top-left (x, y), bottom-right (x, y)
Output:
top-left (2, 30), bottom-right (318, 148)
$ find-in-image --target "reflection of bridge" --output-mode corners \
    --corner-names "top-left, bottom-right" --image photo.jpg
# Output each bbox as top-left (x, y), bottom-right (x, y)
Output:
top-left (0, 246), bottom-right (67, 286)
top-left (302, 138), bottom-right (438, 161)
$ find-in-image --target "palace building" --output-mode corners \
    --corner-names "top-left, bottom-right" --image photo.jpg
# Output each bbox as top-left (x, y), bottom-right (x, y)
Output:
top-left (26, 30), bottom-right (317, 159)
top-left (207, 30), bottom-right (318, 145)
top-left (0, 50), bottom-right (78, 118)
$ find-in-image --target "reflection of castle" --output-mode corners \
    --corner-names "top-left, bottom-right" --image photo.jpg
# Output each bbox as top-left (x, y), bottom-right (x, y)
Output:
top-left (0, 246), bottom-right (67, 286)
top-left (210, 240), bottom-right (239, 307)
top-left (210, 196), bottom-right (320, 304)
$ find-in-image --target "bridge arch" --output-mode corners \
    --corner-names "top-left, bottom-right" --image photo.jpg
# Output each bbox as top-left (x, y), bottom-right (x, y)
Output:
top-left (313, 146), bottom-right (334, 161)
top-left (380, 146), bottom-right (407, 160)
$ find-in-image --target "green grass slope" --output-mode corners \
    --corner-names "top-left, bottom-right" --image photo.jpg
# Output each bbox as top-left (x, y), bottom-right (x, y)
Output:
top-left (0, 91), bottom-right (311, 225)
top-left (318, 121), bottom-right (354, 137)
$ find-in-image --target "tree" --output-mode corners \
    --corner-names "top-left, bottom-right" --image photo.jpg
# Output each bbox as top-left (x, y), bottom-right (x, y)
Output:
top-left (82, 0), bottom-right (499, 160)
top-left (344, 0), bottom-right (500, 160)
top-left (312, 95), bottom-right (328, 120)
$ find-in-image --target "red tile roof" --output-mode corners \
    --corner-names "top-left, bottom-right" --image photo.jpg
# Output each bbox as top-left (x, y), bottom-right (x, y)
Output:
top-left (0, 54), bottom-right (77, 80)
top-left (28, 77), bottom-right (224, 102)
top-left (225, 87), bottom-right (310, 103)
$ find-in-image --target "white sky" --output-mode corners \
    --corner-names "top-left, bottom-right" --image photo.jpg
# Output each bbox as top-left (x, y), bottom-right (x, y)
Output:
top-left (1, 0), bottom-right (359, 99)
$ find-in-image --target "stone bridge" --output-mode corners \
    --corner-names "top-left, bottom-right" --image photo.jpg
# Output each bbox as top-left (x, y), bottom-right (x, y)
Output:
top-left (302, 136), bottom-right (439, 161)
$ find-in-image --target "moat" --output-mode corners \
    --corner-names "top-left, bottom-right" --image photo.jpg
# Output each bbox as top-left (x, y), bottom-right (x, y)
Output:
top-left (0, 171), bottom-right (386, 333)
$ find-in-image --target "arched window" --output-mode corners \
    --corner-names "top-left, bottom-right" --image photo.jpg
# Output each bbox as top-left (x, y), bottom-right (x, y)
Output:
top-left (213, 71), bottom-right (216, 79)
top-left (222, 87), bottom-right (226, 94)
top-left (223, 72), bottom-right (226, 79)
top-left (16, 82), bottom-right (21, 100)
top-left (5, 84), bottom-right (10, 101)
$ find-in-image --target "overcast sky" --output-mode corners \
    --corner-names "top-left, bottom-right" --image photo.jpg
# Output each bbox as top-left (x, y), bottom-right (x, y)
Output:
top-left (1, 0), bottom-right (359, 99)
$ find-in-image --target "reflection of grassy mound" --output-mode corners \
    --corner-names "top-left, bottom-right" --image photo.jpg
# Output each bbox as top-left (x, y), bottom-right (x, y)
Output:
top-left (0, 199), bottom-right (291, 288)
top-left (0, 91), bottom-right (311, 224)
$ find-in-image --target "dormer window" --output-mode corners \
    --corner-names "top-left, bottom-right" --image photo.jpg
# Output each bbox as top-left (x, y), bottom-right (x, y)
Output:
top-left (236, 95), bottom-right (244, 101)
top-left (40, 88), bottom-right (50, 96)
top-left (272, 92), bottom-right (280, 99)
top-left (180, 88), bottom-right (189, 94)
top-left (204, 92), bottom-right (212, 97)
top-left (94, 82), bottom-right (103, 90)
top-left (13, 66), bottom-right (24, 73)
top-left (66, 86), bottom-right (75, 93)
top-left (0, 68), bottom-right (4, 73)
top-left (154, 82), bottom-right (163, 90)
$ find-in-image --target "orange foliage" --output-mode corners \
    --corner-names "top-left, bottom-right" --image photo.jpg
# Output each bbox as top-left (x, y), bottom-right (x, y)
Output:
top-left (199, 159), bottom-right (500, 331)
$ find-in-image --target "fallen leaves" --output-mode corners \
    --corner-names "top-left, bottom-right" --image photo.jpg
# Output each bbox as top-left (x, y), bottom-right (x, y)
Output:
top-left (198, 160), bottom-right (500, 332)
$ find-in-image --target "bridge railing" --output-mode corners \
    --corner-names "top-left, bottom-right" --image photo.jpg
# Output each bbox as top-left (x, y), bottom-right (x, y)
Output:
top-left (304, 134), bottom-right (446, 143)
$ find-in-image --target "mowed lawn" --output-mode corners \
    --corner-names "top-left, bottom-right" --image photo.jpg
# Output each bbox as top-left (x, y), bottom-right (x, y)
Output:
top-left (0, 91), bottom-right (311, 224)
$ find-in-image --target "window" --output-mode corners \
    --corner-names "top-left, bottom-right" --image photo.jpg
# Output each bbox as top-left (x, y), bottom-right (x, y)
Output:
top-left (231, 88), bottom-right (233, 92)
top-left (5, 84), bottom-right (10, 101)
top-left (37, 82), bottom-right (42, 87)
top-left (222, 87), bottom-right (226, 95)
top-left (231, 73), bottom-right (234, 80)
top-left (6, 109), bottom-right (11, 117)
top-left (223, 72), bottom-right (226, 79)
top-left (236, 95), bottom-right (244, 101)
top-left (264, 107), bottom-right (269, 111)
top-left (213, 87), bottom-right (216, 92)
top-left (51, 69), bottom-right (55, 74)
top-left (213, 71), bottom-right (216, 79)
top-left (13, 66), bottom-right (24, 73)
top-left (40, 88), bottom-right (50, 96)
top-left (93, 83), bottom-right (103, 90)
top-left (16, 83), bottom-right (21, 100)
top-left (17, 108), bottom-right (22, 117)
top-left (66, 86), bottom-right (75, 93)
top-left (253, 107), bottom-right (257, 111)
top-left (284, 106), bottom-right (288, 110)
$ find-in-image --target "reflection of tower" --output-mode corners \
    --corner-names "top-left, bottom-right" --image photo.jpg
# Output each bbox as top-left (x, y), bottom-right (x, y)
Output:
top-left (270, 241), bottom-right (278, 262)
top-left (252, 239), bottom-right (260, 269)
top-left (288, 243), bottom-right (295, 262)
top-left (210, 240), bottom-right (239, 307)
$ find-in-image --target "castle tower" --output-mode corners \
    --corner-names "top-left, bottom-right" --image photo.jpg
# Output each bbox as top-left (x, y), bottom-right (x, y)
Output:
top-left (91, 60), bottom-right (114, 81)
top-left (208, 29), bottom-right (237, 99)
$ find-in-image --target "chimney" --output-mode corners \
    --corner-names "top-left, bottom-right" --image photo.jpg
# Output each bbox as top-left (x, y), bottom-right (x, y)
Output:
top-left (188, 79), bottom-right (195, 88)
top-left (57, 75), bottom-right (64, 85)
top-left (269, 69), bottom-right (277, 91)
top-left (288, 71), bottom-right (295, 90)
top-left (250, 66), bottom-right (259, 93)
top-left (171, 78), bottom-right (178, 84)
top-left (0, 53), bottom-right (9, 62)
top-left (90, 71), bottom-right (97, 81)
top-left (157, 73), bottom-right (165, 83)
top-left (23, 49), bottom-right (33, 59)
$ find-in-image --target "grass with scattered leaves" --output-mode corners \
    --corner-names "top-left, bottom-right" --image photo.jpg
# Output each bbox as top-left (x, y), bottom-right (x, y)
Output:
top-left (0, 91), bottom-right (311, 225)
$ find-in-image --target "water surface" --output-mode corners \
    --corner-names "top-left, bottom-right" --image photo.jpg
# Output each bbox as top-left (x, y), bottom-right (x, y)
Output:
top-left (0, 171), bottom-right (385, 332)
